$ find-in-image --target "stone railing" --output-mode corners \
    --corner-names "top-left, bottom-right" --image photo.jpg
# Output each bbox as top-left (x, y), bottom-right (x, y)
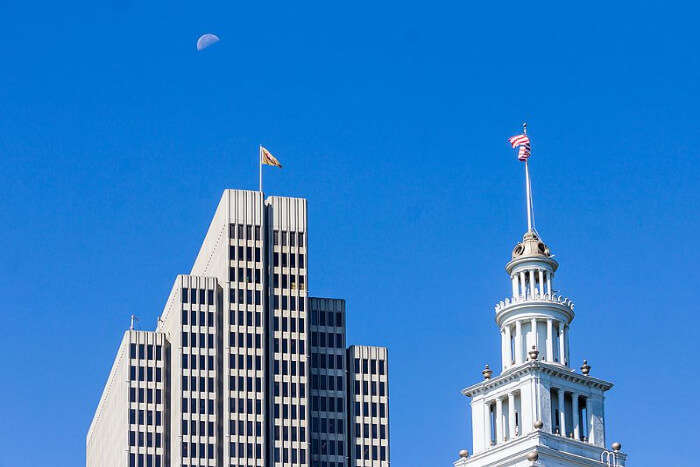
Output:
top-left (495, 293), bottom-right (574, 313)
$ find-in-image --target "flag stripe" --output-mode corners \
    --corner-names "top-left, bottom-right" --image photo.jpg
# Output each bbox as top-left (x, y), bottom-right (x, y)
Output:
top-left (509, 133), bottom-right (531, 161)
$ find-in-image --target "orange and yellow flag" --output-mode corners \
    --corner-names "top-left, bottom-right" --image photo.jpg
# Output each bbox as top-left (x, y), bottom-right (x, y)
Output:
top-left (260, 146), bottom-right (282, 168)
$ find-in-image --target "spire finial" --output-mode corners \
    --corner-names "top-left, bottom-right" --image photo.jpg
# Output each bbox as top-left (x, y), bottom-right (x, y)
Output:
top-left (522, 121), bottom-right (527, 135)
top-left (130, 314), bottom-right (139, 330)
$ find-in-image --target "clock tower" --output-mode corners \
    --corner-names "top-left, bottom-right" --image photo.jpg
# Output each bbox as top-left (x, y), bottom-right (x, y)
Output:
top-left (453, 129), bottom-right (628, 466)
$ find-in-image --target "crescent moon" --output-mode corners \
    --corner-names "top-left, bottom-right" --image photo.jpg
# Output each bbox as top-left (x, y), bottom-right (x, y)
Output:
top-left (196, 33), bottom-right (220, 51)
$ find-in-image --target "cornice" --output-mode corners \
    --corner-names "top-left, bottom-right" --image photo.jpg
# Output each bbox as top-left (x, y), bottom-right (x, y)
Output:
top-left (461, 361), bottom-right (613, 397)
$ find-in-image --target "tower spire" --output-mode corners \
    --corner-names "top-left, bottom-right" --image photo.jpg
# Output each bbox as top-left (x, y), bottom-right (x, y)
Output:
top-left (522, 122), bottom-right (535, 233)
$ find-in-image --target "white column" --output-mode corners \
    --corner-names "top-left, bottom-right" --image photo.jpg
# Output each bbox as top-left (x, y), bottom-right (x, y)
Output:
top-left (529, 269), bottom-right (536, 297)
top-left (508, 392), bottom-right (516, 439)
top-left (558, 323), bottom-right (566, 364)
top-left (484, 402), bottom-right (492, 448)
top-left (515, 320), bottom-right (523, 364)
top-left (572, 393), bottom-right (580, 440)
top-left (531, 318), bottom-right (538, 356)
top-left (519, 272), bottom-right (526, 298)
top-left (565, 325), bottom-right (570, 366)
top-left (558, 389), bottom-right (566, 436)
top-left (496, 398), bottom-right (504, 443)
top-left (546, 271), bottom-right (552, 295)
top-left (511, 275), bottom-right (519, 298)
top-left (505, 325), bottom-right (512, 367)
top-left (585, 397), bottom-right (593, 443)
top-left (538, 269), bottom-right (545, 296)
top-left (501, 329), bottom-right (507, 371)
top-left (546, 319), bottom-right (554, 362)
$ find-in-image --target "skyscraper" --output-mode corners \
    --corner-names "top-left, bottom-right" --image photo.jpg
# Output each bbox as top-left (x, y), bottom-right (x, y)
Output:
top-left (87, 189), bottom-right (390, 467)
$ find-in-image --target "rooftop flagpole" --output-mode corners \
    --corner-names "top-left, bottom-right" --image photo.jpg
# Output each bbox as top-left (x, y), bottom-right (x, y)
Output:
top-left (523, 122), bottom-right (534, 233)
top-left (259, 145), bottom-right (263, 193)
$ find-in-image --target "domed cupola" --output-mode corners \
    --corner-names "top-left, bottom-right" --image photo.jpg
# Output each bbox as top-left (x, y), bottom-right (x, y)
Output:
top-left (511, 230), bottom-right (552, 259)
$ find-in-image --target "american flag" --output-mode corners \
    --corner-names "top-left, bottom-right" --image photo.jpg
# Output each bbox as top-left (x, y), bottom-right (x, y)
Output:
top-left (508, 134), bottom-right (531, 161)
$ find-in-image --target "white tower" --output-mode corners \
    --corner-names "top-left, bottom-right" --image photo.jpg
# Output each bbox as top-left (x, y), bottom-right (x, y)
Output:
top-left (454, 130), bottom-right (627, 466)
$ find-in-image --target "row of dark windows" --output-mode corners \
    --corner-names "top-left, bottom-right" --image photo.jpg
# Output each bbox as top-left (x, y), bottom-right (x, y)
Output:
top-left (230, 332), bottom-right (262, 349)
top-left (130, 388), bottom-right (159, 404)
top-left (230, 397), bottom-right (263, 415)
top-left (181, 397), bottom-right (215, 415)
top-left (354, 380), bottom-right (387, 397)
top-left (275, 336), bottom-right (301, 355)
top-left (273, 230), bottom-right (304, 247)
top-left (182, 353), bottom-right (214, 370)
top-left (273, 272), bottom-right (305, 290)
top-left (129, 366), bottom-right (162, 383)
top-left (129, 430), bottom-right (162, 447)
top-left (230, 245), bottom-right (261, 262)
top-left (356, 444), bottom-right (387, 461)
top-left (129, 344), bottom-right (162, 360)
top-left (311, 416), bottom-right (344, 434)
top-left (229, 267), bottom-right (261, 285)
top-left (311, 461), bottom-right (343, 467)
top-left (311, 332), bottom-right (343, 349)
top-left (353, 401), bottom-right (388, 418)
top-left (230, 375), bottom-right (262, 392)
top-left (274, 424), bottom-right (307, 442)
top-left (129, 453), bottom-right (161, 467)
top-left (310, 309), bottom-right (343, 328)
top-left (229, 442), bottom-right (262, 459)
top-left (181, 288), bottom-right (214, 305)
top-left (182, 375), bottom-right (214, 393)
top-left (229, 419), bottom-right (262, 437)
top-left (355, 422), bottom-right (387, 440)
top-left (181, 310), bottom-right (215, 327)
top-left (230, 353), bottom-right (263, 371)
top-left (311, 374), bottom-right (344, 392)
top-left (311, 396), bottom-right (344, 413)
top-left (273, 252), bottom-right (305, 269)
top-left (229, 287), bottom-right (261, 306)
top-left (353, 358), bottom-right (386, 375)
top-left (274, 381), bottom-right (306, 398)
top-left (311, 353), bottom-right (344, 370)
top-left (181, 332), bottom-right (215, 349)
top-left (182, 419), bottom-right (215, 437)
top-left (272, 359), bottom-right (306, 377)
top-left (272, 294), bottom-right (306, 311)
top-left (182, 442), bottom-right (215, 460)
top-left (129, 409), bottom-right (162, 426)
top-left (311, 438), bottom-right (344, 456)
top-left (273, 316), bottom-right (306, 334)
top-left (273, 403), bottom-right (306, 420)
top-left (311, 417), bottom-right (345, 435)
top-left (230, 309), bottom-right (261, 327)
top-left (229, 224), bottom-right (261, 241)
top-left (273, 447), bottom-right (307, 464)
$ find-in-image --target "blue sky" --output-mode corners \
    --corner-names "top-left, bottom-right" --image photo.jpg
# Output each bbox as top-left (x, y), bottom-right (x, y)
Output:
top-left (1, 1), bottom-right (698, 465)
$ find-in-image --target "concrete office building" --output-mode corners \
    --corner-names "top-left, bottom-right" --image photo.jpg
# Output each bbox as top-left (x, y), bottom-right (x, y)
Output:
top-left (347, 346), bottom-right (389, 467)
top-left (87, 189), bottom-right (390, 467)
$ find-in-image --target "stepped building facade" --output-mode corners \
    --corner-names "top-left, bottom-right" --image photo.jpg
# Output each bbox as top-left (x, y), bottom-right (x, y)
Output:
top-left (87, 189), bottom-right (390, 467)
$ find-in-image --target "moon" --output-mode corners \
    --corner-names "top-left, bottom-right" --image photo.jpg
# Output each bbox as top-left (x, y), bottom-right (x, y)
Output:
top-left (196, 33), bottom-right (220, 51)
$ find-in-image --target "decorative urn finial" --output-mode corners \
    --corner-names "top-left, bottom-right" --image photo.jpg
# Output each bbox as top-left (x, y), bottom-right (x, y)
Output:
top-left (459, 449), bottom-right (469, 458)
top-left (611, 442), bottom-right (621, 452)
top-left (526, 450), bottom-right (539, 461)
top-left (533, 420), bottom-right (543, 429)
top-left (581, 360), bottom-right (591, 375)
top-left (482, 364), bottom-right (493, 380)
top-left (528, 345), bottom-right (539, 360)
